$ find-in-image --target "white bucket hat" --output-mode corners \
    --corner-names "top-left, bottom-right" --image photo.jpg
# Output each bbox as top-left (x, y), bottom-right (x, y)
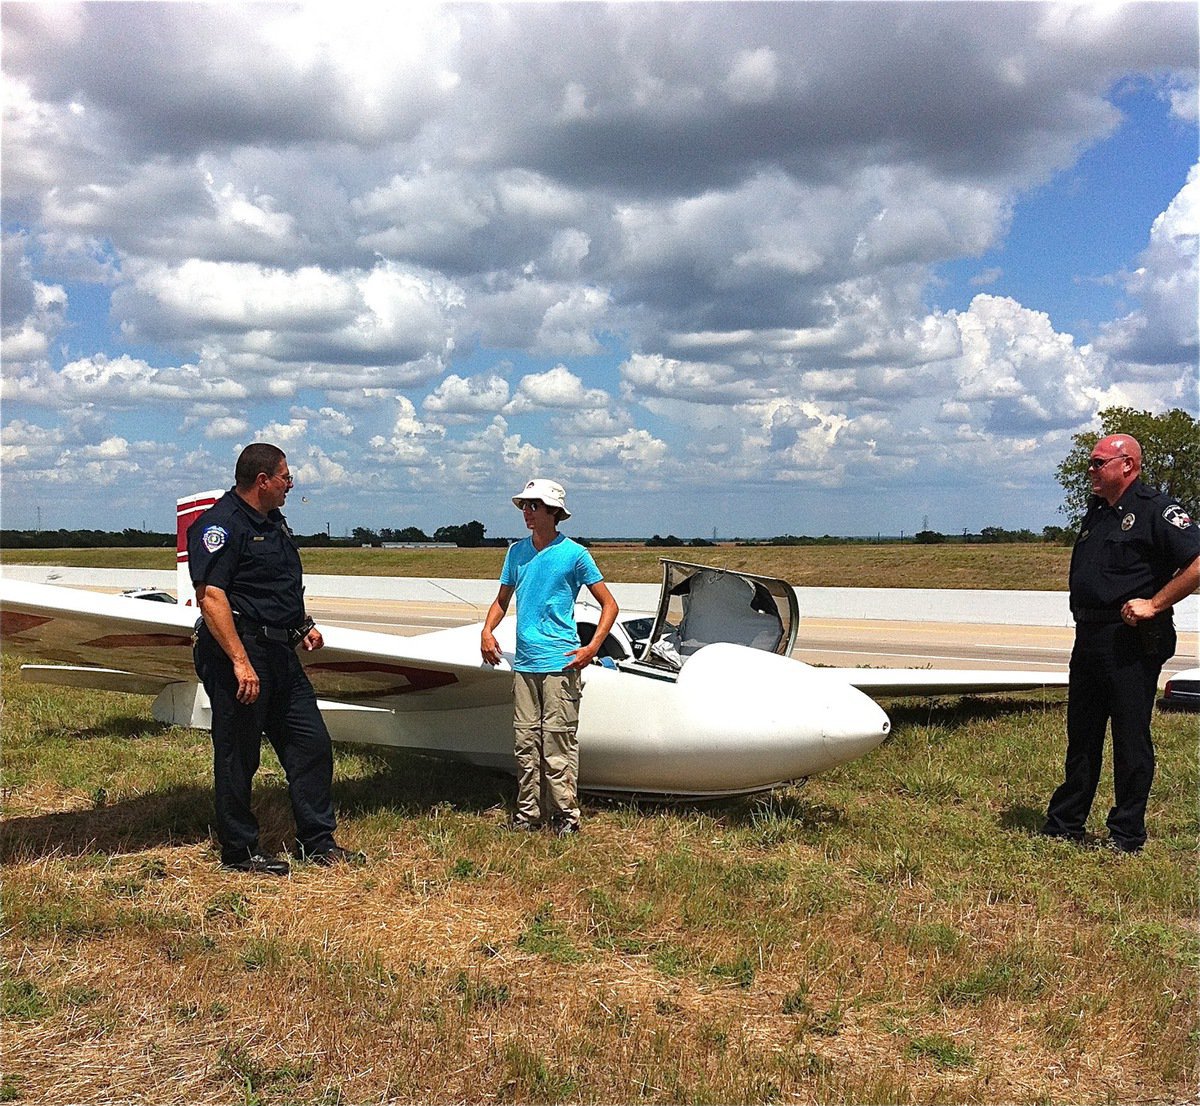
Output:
top-left (512, 477), bottom-right (571, 519)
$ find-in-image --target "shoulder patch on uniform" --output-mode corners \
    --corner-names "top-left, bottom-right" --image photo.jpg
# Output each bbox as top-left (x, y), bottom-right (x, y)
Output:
top-left (1163, 504), bottom-right (1193, 530)
top-left (202, 525), bottom-right (228, 553)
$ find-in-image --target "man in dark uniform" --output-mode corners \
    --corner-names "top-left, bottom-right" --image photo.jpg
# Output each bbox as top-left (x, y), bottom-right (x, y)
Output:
top-left (189, 442), bottom-right (361, 875)
top-left (1042, 433), bottom-right (1199, 853)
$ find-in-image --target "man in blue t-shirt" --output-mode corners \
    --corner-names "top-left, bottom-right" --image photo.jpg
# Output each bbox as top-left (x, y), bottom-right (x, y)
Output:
top-left (481, 478), bottom-right (618, 835)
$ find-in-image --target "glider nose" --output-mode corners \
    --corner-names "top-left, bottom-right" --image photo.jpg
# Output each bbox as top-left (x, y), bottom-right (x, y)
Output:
top-left (672, 644), bottom-right (893, 787)
top-left (818, 684), bottom-right (891, 768)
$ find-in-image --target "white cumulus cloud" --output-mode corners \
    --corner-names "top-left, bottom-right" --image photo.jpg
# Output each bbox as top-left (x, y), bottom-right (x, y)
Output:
top-left (505, 365), bottom-right (609, 413)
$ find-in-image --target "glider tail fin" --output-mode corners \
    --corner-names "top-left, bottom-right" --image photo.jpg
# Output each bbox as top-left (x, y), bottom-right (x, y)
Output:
top-left (176, 490), bottom-right (222, 606)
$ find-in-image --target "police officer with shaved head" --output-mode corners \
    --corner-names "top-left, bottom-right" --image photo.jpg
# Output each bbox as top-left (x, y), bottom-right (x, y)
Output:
top-left (189, 443), bottom-right (361, 875)
top-left (1041, 433), bottom-right (1200, 854)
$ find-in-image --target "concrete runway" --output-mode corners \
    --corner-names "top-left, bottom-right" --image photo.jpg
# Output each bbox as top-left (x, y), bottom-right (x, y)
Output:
top-left (304, 596), bottom-right (1196, 681)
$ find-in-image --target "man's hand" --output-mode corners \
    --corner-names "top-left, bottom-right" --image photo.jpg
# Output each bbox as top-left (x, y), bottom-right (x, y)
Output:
top-left (480, 586), bottom-right (513, 666)
top-left (301, 626), bottom-right (324, 651)
top-left (563, 644), bottom-right (598, 671)
top-left (481, 629), bottom-right (504, 666)
top-left (1122, 557), bottom-right (1199, 626)
top-left (564, 580), bottom-right (618, 671)
top-left (233, 656), bottom-right (261, 704)
top-left (1121, 597), bottom-right (1158, 625)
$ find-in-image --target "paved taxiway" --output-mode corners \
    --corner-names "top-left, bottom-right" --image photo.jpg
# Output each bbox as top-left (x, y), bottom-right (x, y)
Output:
top-left (303, 596), bottom-right (1196, 682)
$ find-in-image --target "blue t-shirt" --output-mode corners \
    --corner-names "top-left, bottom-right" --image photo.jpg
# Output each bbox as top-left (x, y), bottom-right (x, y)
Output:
top-left (500, 534), bottom-right (603, 672)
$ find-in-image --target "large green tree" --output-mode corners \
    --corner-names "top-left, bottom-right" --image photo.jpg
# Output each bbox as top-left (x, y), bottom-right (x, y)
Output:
top-left (433, 520), bottom-right (487, 547)
top-left (1056, 406), bottom-right (1200, 525)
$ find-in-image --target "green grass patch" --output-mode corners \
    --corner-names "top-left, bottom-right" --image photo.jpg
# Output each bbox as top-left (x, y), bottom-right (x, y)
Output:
top-left (497, 1038), bottom-right (578, 1103)
top-left (1, 976), bottom-right (53, 1021)
top-left (904, 1033), bottom-right (975, 1070)
top-left (516, 904), bottom-right (584, 964)
top-left (935, 944), bottom-right (1052, 1006)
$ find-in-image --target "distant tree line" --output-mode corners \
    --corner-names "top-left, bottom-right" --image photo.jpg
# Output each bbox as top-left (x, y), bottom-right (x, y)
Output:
top-left (642, 528), bottom-right (1074, 548)
top-left (1, 528), bottom-right (176, 549)
top-left (912, 526), bottom-right (1071, 545)
top-left (646, 534), bottom-right (715, 547)
top-left (349, 521), bottom-right (504, 548)
top-left (761, 534), bottom-right (882, 546)
top-left (0, 521), bottom-right (1086, 551)
top-left (1, 519), bottom-right (507, 550)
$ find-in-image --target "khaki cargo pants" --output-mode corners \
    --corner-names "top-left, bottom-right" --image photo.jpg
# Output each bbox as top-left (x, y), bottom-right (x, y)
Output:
top-left (512, 670), bottom-right (582, 827)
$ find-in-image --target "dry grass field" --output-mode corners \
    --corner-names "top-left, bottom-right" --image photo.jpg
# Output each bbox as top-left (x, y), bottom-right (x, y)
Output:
top-left (2, 541), bottom-right (1073, 592)
top-left (3, 545), bottom-right (1195, 1105)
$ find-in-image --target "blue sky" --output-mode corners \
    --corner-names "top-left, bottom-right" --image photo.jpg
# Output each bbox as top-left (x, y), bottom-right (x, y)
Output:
top-left (2, 3), bottom-right (1196, 541)
top-left (934, 81), bottom-right (1196, 333)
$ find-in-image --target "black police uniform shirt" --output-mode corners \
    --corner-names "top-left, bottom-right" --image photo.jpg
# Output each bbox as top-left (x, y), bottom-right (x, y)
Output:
top-left (187, 489), bottom-right (307, 629)
top-left (1069, 479), bottom-right (1200, 613)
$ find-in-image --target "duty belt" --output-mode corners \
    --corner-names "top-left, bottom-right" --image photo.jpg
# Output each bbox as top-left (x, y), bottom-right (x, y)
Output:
top-left (235, 615), bottom-right (314, 648)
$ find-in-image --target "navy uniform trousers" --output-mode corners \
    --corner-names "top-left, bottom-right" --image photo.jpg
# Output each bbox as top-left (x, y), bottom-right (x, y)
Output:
top-left (1044, 622), bottom-right (1162, 850)
top-left (194, 625), bottom-right (337, 862)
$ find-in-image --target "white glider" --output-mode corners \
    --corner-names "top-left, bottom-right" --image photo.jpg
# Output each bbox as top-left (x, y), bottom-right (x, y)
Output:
top-left (1, 550), bottom-right (1067, 799)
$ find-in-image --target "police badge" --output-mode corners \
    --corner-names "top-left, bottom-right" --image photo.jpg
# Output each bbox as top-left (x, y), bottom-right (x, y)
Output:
top-left (1163, 504), bottom-right (1193, 531)
top-left (202, 525), bottom-right (228, 552)
top-left (1121, 514), bottom-right (1135, 531)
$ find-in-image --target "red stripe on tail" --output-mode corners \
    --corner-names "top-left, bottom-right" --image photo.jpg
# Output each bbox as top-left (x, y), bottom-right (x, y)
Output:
top-left (176, 491), bottom-right (222, 606)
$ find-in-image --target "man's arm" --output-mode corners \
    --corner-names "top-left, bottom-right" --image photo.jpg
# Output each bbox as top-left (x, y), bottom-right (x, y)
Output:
top-left (480, 584), bottom-right (514, 665)
top-left (565, 581), bottom-right (619, 670)
top-left (195, 583), bottom-right (261, 704)
top-left (1123, 555), bottom-right (1200, 624)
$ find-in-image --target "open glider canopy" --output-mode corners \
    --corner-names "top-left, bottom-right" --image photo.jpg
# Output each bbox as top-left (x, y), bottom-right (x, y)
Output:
top-left (639, 560), bottom-right (798, 670)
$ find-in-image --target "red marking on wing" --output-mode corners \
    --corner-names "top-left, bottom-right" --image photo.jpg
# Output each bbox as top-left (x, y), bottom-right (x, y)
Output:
top-left (81, 634), bottom-right (193, 649)
top-left (306, 661), bottom-right (458, 693)
top-left (0, 611), bottom-right (53, 636)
